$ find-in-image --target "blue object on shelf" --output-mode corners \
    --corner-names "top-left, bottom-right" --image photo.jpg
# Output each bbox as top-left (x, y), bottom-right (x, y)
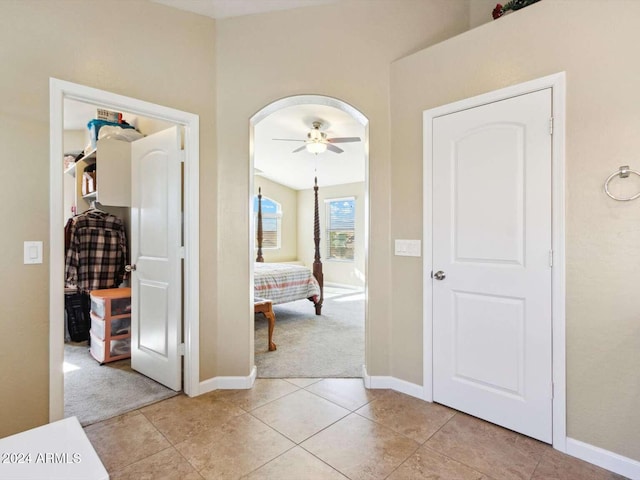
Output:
top-left (87, 119), bottom-right (135, 147)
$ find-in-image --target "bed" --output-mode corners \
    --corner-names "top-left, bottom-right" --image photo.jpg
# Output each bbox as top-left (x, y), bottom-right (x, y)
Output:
top-left (255, 179), bottom-right (324, 315)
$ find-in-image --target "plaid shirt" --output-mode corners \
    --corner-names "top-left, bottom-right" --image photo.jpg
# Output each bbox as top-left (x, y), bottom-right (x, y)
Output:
top-left (65, 210), bottom-right (128, 292)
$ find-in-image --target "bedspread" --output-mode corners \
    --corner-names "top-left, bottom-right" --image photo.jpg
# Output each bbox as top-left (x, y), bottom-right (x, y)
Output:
top-left (254, 262), bottom-right (321, 305)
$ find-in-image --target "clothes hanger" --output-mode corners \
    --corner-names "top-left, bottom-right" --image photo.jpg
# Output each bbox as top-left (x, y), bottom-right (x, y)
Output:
top-left (88, 200), bottom-right (105, 212)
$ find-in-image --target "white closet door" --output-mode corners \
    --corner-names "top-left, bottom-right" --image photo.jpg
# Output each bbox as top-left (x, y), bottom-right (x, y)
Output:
top-left (432, 89), bottom-right (553, 442)
top-left (130, 126), bottom-right (182, 391)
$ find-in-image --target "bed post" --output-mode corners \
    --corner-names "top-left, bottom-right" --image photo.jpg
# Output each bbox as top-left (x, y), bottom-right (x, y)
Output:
top-left (313, 177), bottom-right (324, 315)
top-left (256, 187), bottom-right (264, 262)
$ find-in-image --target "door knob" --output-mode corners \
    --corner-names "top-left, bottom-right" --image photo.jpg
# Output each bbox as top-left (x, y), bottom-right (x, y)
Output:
top-left (433, 270), bottom-right (446, 280)
top-left (125, 264), bottom-right (137, 273)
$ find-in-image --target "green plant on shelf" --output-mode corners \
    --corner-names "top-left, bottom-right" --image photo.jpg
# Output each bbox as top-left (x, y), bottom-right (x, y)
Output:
top-left (493, 0), bottom-right (541, 19)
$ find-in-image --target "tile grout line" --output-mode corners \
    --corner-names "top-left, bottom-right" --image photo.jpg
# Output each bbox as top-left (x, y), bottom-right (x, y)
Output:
top-left (301, 381), bottom-right (378, 412)
top-left (381, 441), bottom-right (422, 480)
top-left (101, 410), bottom-right (175, 475)
top-left (239, 395), bottom-right (355, 479)
top-left (420, 443), bottom-right (494, 480)
top-left (138, 407), bottom-right (208, 476)
top-left (417, 412), bottom-right (503, 478)
top-left (418, 413), bottom-right (545, 480)
top-left (296, 444), bottom-right (355, 480)
top-left (233, 379), bottom-right (304, 412)
top-left (238, 442), bottom-right (299, 479)
top-left (528, 453), bottom-right (545, 480)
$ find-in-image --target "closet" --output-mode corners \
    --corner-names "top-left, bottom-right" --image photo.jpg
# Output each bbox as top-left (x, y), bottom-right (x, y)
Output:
top-left (62, 99), bottom-right (179, 425)
top-left (63, 110), bottom-right (134, 349)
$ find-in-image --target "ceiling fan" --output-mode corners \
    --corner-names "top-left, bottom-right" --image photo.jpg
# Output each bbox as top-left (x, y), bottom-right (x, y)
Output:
top-left (273, 121), bottom-right (361, 154)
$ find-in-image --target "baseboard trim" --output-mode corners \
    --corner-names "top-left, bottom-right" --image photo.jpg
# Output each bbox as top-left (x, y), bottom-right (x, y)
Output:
top-left (361, 366), bottom-right (639, 479)
top-left (198, 366), bottom-right (257, 394)
top-left (361, 366), bottom-right (426, 401)
top-left (566, 437), bottom-right (640, 480)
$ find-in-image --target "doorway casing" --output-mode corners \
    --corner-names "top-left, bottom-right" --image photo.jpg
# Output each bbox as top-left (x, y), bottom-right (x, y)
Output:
top-left (49, 78), bottom-right (201, 421)
top-left (422, 72), bottom-right (566, 450)
top-left (249, 94), bottom-right (369, 375)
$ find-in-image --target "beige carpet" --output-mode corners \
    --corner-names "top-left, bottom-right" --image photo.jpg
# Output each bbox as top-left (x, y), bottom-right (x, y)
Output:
top-left (255, 286), bottom-right (364, 378)
top-left (64, 343), bottom-right (177, 426)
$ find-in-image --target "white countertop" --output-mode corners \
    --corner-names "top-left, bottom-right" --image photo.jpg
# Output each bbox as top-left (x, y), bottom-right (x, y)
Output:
top-left (0, 416), bottom-right (108, 480)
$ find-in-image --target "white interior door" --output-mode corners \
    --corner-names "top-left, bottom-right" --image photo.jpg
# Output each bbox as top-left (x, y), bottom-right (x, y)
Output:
top-left (432, 89), bottom-right (552, 442)
top-left (130, 126), bottom-right (182, 391)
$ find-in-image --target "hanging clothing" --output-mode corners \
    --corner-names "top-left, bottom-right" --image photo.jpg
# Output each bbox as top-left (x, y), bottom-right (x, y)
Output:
top-left (65, 209), bottom-right (128, 293)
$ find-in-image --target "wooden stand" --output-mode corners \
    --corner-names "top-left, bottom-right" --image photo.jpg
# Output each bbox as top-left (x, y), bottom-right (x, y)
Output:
top-left (254, 298), bottom-right (276, 351)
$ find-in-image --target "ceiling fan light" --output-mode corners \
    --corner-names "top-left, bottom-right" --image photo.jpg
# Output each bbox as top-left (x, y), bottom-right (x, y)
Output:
top-left (306, 141), bottom-right (327, 154)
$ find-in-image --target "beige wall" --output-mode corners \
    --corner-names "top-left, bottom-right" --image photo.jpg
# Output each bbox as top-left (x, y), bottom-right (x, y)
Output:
top-left (215, 0), bottom-right (470, 376)
top-left (298, 182), bottom-right (366, 287)
top-left (469, 0), bottom-right (499, 27)
top-left (253, 176), bottom-right (298, 262)
top-left (390, 0), bottom-right (640, 461)
top-left (0, 0), bottom-right (215, 437)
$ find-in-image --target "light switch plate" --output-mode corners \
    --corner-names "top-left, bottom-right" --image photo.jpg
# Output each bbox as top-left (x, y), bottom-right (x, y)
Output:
top-left (24, 241), bottom-right (43, 264)
top-left (394, 239), bottom-right (421, 257)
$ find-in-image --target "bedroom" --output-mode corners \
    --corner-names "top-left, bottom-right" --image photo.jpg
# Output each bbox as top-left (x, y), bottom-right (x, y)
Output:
top-left (251, 99), bottom-right (367, 378)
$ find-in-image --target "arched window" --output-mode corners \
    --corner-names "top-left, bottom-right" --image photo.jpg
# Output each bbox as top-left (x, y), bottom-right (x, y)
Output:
top-left (253, 195), bottom-right (282, 249)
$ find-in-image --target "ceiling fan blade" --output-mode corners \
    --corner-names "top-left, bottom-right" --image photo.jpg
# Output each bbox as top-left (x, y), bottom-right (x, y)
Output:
top-left (273, 138), bottom-right (305, 142)
top-left (327, 137), bottom-right (361, 144)
top-left (326, 143), bottom-right (344, 154)
top-left (292, 145), bottom-right (307, 153)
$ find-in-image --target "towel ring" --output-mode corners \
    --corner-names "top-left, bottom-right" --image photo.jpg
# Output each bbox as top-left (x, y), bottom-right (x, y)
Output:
top-left (604, 165), bottom-right (640, 201)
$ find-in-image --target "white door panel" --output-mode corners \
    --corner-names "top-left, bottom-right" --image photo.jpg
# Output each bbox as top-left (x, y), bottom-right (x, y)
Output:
top-left (432, 89), bottom-right (552, 442)
top-left (130, 126), bottom-right (182, 391)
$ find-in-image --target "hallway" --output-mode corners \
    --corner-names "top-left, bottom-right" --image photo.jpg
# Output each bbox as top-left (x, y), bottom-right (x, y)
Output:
top-left (84, 378), bottom-right (624, 479)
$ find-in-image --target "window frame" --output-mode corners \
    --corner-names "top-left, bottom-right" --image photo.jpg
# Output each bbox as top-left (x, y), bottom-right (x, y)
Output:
top-left (324, 196), bottom-right (356, 262)
top-left (254, 195), bottom-right (282, 250)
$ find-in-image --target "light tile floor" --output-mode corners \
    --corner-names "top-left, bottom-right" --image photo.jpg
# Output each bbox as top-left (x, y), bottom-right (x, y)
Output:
top-left (83, 378), bottom-right (627, 480)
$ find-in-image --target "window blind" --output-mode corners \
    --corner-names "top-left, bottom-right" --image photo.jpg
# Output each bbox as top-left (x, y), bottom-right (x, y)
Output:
top-left (326, 197), bottom-right (355, 261)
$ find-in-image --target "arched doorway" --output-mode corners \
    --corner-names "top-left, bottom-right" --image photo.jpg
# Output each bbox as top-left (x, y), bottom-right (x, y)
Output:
top-left (249, 95), bottom-right (369, 378)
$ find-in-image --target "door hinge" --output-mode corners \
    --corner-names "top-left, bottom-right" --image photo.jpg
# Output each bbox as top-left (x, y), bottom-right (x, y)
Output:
top-left (549, 249), bottom-right (553, 268)
top-left (549, 117), bottom-right (554, 135)
top-left (551, 382), bottom-right (555, 399)
top-left (179, 246), bottom-right (185, 259)
top-left (180, 150), bottom-right (186, 163)
top-left (179, 343), bottom-right (186, 356)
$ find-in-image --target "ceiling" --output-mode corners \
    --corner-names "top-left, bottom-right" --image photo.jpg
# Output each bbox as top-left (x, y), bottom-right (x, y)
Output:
top-left (151, 0), bottom-right (340, 19)
top-left (254, 104), bottom-right (365, 191)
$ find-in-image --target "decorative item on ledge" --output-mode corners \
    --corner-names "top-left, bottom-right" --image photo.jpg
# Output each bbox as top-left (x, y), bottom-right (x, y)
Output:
top-left (493, 0), bottom-right (541, 19)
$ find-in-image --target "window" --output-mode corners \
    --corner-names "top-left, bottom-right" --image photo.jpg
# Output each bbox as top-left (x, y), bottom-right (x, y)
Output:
top-left (253, 195), bottom-right (282, 249)
top-left (325, 197), bottom-right (355, 261)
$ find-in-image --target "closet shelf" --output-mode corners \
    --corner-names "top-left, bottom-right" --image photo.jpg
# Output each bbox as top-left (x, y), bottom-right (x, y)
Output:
top-left (64, 148), bottom-right (97, 177)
